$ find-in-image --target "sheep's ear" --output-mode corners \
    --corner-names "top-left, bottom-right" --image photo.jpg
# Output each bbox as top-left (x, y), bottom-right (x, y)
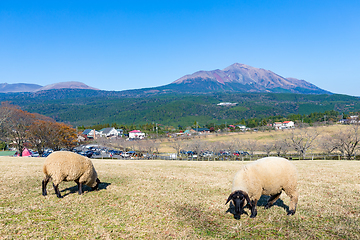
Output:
top-left (242, 191), bottom-right (251, 205)
top-left (225, 192), bottom-right (234, 205)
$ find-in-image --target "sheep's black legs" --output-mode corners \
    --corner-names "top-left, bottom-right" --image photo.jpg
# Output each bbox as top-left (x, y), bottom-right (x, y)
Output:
top-left (53, 183), bottom-right (62, 198)
top-left (74, 180), bottom-right (83, 195)
top-left (265, 192), bottom-right (282, 209)
top-left (42, 176), bottom-right (50, 196)
top-left (249, 200), bottom-right (258, 218)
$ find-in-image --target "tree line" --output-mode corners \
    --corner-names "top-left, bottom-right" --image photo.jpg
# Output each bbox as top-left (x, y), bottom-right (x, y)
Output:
top-left (0, 102), bottom-right (78, 156)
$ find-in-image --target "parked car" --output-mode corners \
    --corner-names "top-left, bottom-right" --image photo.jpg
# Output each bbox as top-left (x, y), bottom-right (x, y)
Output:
top-left (41, 150), bottom-right (53, 157)
top-left (109, 150), bottom-right (122, 155)
top-left (200, 151), bottom-right (214, 157)
top-left (30, 150), bottom-right (40, 157)
top-left (121, 152), bottom-right (130, 158)
top-left (78, 150), bottom-right (94, 158)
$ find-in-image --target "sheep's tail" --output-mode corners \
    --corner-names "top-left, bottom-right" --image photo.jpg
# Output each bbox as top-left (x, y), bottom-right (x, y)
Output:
top-left (42, 164), bottom-right (48, 176)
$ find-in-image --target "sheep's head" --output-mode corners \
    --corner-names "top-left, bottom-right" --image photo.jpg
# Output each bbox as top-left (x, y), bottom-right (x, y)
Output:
top-left (91, 178), bottom-right (101, 191)
top-left (226, 190), bottom-right (250, 215)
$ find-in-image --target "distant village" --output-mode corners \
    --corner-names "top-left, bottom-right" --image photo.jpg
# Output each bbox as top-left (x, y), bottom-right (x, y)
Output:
top-left (79, 115), bottom-right (360, 141)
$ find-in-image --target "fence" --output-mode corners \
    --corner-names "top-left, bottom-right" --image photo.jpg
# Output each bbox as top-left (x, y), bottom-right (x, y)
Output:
top-left (91, 152), bottom-right (360, 161)
top-left (142, 154), bottom-right (360, 161)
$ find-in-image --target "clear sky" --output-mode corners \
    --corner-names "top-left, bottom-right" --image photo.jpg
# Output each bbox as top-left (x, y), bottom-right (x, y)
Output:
top-left (1, 1), bottom-right (360, 96)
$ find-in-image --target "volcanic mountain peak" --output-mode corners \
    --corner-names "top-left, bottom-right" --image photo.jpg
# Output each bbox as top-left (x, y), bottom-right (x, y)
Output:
top-left (171, 63), bottom-right (329, 94)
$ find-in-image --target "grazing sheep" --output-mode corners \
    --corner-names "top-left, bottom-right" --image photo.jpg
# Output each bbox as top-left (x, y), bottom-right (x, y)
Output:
top-left (226, 157), bottom-right (298, 218)
top-left (42, 151), bottom-right (100, 198)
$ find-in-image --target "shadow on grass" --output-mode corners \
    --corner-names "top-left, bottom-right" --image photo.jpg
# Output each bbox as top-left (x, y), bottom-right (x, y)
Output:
top-left (257, 195), bottom-right (289, 212)
top-left (174, 202), bottom-right (222, 237)
top-left (61, 182), bottom-right (111, 197)
top-left (226, 195), bottom-right (289, 220)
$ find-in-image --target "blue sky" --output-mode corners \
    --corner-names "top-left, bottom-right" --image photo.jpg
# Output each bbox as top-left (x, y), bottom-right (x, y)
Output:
top-left (1, 1), bottom-right (360, 96)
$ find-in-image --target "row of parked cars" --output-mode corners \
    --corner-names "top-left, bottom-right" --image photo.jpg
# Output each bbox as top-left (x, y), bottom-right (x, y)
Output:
top-left (180, 150), bottom-right (250, 158)
top-left (72, 146), bottom-right (138, 159)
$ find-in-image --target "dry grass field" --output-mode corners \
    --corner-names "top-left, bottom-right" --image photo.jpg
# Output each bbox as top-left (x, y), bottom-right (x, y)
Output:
top-left (1, 156), bottom-right (359, 239)
top-left (159, 125), bottom-right (350, 153)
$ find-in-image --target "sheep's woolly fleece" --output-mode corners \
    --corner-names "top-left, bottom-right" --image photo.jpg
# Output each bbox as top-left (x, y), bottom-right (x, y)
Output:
top-left (228, 157), bottom-right (298, 217)
top-left (42, 151), bottom-right (99, 195)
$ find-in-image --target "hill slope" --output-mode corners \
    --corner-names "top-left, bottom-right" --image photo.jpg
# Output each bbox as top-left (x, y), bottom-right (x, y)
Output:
top-left (1, 89), bottom-right (358, 127)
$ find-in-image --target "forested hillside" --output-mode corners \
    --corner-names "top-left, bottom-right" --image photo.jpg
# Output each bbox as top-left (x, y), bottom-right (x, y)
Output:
top-left (1, 89), bottom-right (359, 127)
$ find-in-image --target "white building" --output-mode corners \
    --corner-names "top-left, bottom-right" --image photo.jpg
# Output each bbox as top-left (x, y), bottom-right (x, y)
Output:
top-left (129, 130), bottom-right (145, 139)
top-left (282, 121), bottom-right (295, 129)
top-left (273, 121), bottom-right (295, 129)
top-left (99, 127), bottom-right (120, 138)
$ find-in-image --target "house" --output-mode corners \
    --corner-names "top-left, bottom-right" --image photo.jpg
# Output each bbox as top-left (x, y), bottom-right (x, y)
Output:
top-left (99, 127), bottom-right (119, 138)
top-left (237, 125), bottom-right (246, 131)
top-left (273, 122), bottom-right (283, 130)
top-left (273, 121), bottom-right (295, 129)
top-left (338, 119), bottom-right (349, 124)
top-left (82, 129), bottom-right (98, 139)
top-left (192, 128), bottom-right (210, 134)
top-left (129, 130), bottom-right (145, 139)
top-left (77, 135), bottom-right (86, 142)
top-left (116, 129), bottom-right (124, 136)
top-left (338, 116), bottom-right (359, 124)
top-left (349, 116), bottom-right (359, 124)
top-left (283, 121), bottom-right (295, 129)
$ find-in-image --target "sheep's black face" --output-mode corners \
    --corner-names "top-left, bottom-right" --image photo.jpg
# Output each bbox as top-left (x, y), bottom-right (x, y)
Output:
top-left (226, 190), bottom-right (250, 215)
top-left (91, 178), bottom-right (101, 191)
top-left (233, 194), bottom-right (245, 214)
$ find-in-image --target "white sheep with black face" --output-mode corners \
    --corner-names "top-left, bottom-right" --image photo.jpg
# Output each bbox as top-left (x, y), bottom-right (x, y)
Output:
top-left (226, 157), bottom-right (298, 218)
top-left (42, 151), bottom-right (101, 198)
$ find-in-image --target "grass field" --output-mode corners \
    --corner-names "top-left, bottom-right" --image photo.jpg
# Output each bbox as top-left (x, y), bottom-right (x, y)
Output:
top-left (160, 125), bottom-right (350, 154)
top-left (1, 156), bottom-right (359, 239)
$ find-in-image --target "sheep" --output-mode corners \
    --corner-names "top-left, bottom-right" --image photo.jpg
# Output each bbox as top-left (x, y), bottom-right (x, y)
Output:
top-left (42, 151), bottom-right (101, 198)
top-left (226, 157), bottom-right (298, 218)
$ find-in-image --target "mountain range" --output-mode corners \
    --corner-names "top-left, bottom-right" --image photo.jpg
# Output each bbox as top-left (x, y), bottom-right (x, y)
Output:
top-left (0, 81), bottom-right (98, 93)
top-left (0, 63), bottom-right (330, 95)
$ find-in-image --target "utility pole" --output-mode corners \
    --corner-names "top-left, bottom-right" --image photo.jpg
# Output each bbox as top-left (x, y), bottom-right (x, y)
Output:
top-left (156, 123), bottom-right (158, 137)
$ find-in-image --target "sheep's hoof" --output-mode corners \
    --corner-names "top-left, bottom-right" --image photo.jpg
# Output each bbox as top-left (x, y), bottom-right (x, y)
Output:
top-left (287, 210), bottom-right (295, 215)
top-left (250, 212), bottom-right (257, 218)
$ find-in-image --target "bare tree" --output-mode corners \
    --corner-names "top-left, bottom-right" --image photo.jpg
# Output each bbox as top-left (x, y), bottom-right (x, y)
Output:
top-left (209, 141), bottom-right (224, 157)
top-left (319, 134), bottom-right (338, 155)
top-left (141, 139), bottom-right (158, 157)
top-left (261, 143), bottom-right (274, 157)
top-left (273, 138), bottom-right (290, 157)
top-left (333, 125), bottom-right (360, 159)
top-left (170, 139), bottom-right (184, 155)
top-left (222, 140), bottom-right (237, 154)
top-left (288, 128), bottom-right (319, 159)
top-left (95, 137), bottom-right (113, 150)
top-left (243, 139), bottom-right (258, 156)
top-left (188, 140), bottom-right (205, 155)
